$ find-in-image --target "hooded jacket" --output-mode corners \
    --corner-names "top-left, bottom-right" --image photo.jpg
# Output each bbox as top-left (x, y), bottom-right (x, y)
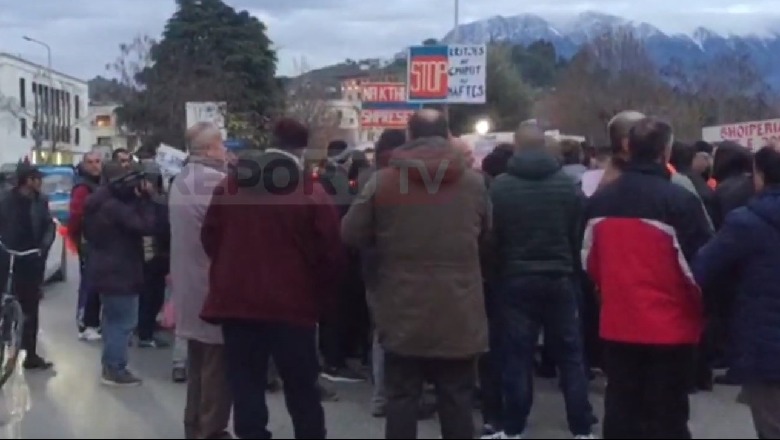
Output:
top-left (342, 136), bottom-right (490, 359)
top-left (693, 187), bottom-right (780, 383)
top-left (491, 148), bottom-right (582, 277)
top-left (200, 149), bottom-right (346, 328)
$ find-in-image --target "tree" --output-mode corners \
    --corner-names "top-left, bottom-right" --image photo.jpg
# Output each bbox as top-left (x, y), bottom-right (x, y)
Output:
top-left (283, 57), bottom-right (345, 149)
top-left (538, 28), bottom-right (677, 142)
top-left (663, 49), bottom-right (775, 130)
top-left (109, 0), bottom-right (278, 149)
top-left (510, 40), bottom-right (563, 88)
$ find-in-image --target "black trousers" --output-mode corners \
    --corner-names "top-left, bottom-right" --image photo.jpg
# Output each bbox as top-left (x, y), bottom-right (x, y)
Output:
top-left (223, 321), bottom-right (324, 440)
top-left (78, 248), bottom-right (101, 330)
top-left (20, 296), bottom-right (40, 358)
top-left (137, 260), bottom-right (166, 341)
top-left (603, 342), bottom-right (695, 439)
top-left (478, 281), bottom-right (504, 429)
top-left (320, 255), bottom-right (369, 368)
top-left (385, 352), bottom-right (476, 439)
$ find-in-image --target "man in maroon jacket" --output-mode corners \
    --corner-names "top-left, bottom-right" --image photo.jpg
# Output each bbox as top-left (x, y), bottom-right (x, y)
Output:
top-left (71, 151), bottom-right (102, 341)
top-left (200, 119), bottom-right (345, 439)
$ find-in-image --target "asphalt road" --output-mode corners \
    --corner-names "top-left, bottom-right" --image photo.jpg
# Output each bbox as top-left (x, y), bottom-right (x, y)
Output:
top-left (0, 257), bottom-right (760, 439)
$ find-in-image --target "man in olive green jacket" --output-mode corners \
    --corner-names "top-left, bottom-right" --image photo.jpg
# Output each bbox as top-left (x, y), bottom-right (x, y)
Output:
top-left (342, 110), bottom-right (490, 440)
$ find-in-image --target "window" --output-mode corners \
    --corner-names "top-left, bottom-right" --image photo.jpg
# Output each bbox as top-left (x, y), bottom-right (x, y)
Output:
top-left (19, 78), bottom-right (26, 108)
top-left (74, 128), bottom-right (80, 146)
top-left (96, 136), bottom-right (112, 146)
top-left (75, 95), bottom-right (80, 119)
top-left (20, 118), bottom-right (27, 138)
top-left (95, 115), bottom-right (111, 127)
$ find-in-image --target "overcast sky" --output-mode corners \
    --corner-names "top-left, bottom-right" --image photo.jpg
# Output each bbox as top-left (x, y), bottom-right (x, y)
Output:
top-left (0, 0), bottom-right (778, 81)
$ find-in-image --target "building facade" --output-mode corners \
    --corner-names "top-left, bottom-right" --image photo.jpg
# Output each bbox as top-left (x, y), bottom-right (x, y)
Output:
top-left (89, 103), bottom-right (137, 152)
top-left (0, 52), bottom-right (90, 165)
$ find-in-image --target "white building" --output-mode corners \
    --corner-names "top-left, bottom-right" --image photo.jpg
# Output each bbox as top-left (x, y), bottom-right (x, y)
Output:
top-left (326, 99), bottom-right (360, 145)
top-left (89, 103), bottom-right (137, 152)
top-left (0, 52), bottom-right (90, 165)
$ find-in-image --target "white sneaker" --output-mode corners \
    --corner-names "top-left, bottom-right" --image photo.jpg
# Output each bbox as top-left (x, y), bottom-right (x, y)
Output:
top-left (575, 435), bottom-right (598, 439)
top-left (481, 432), bottom-right (523, 440)
top-left (79, 327), bottom-right (102, 342)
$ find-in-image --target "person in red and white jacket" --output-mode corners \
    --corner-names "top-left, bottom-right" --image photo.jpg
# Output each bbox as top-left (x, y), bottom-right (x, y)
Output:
top-left (582, 117), bottom-right (712, 439)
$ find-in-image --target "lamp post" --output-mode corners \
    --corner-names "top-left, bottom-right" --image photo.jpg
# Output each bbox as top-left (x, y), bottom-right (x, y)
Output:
top-left (23, 36), bottom-right (53, 160)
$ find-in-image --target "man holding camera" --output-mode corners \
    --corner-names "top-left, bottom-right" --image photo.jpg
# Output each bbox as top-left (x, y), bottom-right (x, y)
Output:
top-left (83, 160), bottom-right (156, 386)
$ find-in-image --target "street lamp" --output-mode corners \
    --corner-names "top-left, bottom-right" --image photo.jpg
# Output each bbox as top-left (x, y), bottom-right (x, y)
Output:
top-left (475, 118), bottom-right (490, 135)
top-left (23, 36), bottom-right (53, 160)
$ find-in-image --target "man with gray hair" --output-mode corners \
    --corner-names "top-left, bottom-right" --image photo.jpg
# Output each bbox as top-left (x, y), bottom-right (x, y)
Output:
top-left (485, 120), bottom-right (595, 439)
top-left (169, 121), bottom-right (232, 439)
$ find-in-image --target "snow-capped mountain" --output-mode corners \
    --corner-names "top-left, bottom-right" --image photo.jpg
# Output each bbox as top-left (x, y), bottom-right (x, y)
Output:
top-left (441, 11), bottom-right (780, 88)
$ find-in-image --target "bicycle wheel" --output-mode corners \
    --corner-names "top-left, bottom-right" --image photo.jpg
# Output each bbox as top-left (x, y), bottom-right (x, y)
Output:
top-left (0, 297), bottom-right (24, 388)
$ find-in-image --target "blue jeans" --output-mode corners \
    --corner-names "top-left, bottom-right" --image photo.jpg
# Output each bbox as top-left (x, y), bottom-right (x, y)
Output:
top-left (500, 275), bottom-right (594, 436)
top-left (100, 294), bottom-right (139, 372)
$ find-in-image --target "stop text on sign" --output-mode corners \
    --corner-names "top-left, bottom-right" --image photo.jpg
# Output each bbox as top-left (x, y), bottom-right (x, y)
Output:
top-left (407, 44), bottom-right (487, 104)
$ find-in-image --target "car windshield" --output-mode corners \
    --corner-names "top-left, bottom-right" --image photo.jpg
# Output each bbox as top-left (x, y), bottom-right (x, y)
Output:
top-left (41, 173), bottom-right (74, 196)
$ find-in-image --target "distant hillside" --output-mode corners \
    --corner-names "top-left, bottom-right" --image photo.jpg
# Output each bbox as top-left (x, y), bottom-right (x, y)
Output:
top-left (440, 11), bottom-right (780, 88)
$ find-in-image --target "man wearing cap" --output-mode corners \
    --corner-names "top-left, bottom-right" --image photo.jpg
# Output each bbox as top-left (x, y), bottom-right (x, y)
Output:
top-left (0, 162), bottom-right (56, 370)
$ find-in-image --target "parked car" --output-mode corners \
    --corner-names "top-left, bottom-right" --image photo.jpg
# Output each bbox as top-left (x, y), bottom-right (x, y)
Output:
top-left (38, 165), bottom-right (75, 283)
top-left (0, 164), bottom-right (71, 283)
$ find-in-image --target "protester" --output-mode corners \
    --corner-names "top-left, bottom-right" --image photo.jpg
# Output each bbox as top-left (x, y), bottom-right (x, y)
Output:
top-left (363, 129), bottom-right (435, 421)
top-left (596, 110), bottom-right (646, 191)
top-left (342, 109), bottom-right (490, 439)
top-left (479, 144), bottom-right (513, 436)
top-left (484, 121), bottom-right (595, 440)
top-left (712, 142), bottom-right (755, 229)
top-left (708, 142), bottom-right (755, 384)
top-left (671, 141), bottom-right (716, 222)
top-left (560, 139), bottom-right (588, 186)
top-left (316, 139), bottom-right (368, 383)
top-left (169, 121), bottom-right (233, 439)
top-left (583, 117), bottom-right (712, 438)
top-left (137, 163), bottom-right (171, 349)
top-left (70, 151), bottom-right (103, 342)
top-left (363, 128), bottom-right (407, 417)
top-left (0, 163), bottom-right (55, 370)
top-left (693, 144), bottom-right (780, 439)
top-left (112, 148), bottom-right (132, 169)
top-left (200, 118), bottom-right (345, 439)
top-left (83, 161), bottom-right (156, 386)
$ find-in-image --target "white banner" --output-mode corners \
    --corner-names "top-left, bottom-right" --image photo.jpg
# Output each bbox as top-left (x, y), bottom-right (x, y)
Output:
top-left (407, 44), bottom-right (487, 104)
top-left (155, 144), bottom-right (188, 179)
top-left (702, 118), bottom-right (780, 151)
top-left (185, 102), bottom-right (227, 139)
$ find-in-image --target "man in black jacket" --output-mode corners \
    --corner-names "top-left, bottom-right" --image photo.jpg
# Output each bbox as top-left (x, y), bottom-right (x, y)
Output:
top-left (487, 121), bottom-right (595, 439)
top-left (84, 161), bottom-right (156, 386)
top-left (0, 163), bottom-right (56, 370)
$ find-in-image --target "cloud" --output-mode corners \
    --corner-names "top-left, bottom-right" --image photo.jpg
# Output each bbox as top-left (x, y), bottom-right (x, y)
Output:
top-left (0, 0), bottom-right (778, 82)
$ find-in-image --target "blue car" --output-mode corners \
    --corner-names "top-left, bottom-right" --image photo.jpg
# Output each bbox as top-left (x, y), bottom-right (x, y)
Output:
top-left (38, 165), bottom-right (75, 283)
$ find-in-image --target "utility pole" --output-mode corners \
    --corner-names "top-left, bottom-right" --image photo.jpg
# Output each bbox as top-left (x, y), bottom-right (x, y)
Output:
top-left (446, 0), bottom-right (460, 123)
top-left (23, 36), bottom-right (53, 162)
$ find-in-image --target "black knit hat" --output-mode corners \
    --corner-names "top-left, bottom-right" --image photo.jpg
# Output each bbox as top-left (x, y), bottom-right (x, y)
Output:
top-left (15, 162), bottom-right (43, 185)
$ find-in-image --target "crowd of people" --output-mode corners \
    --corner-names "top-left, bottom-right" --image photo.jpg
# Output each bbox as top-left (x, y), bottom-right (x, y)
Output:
top-left (0, 107), bottom-right (779, 440)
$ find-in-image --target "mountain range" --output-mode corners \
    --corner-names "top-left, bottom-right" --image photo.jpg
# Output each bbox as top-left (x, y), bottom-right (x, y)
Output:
top-left (440, 11), bottom-right (780, 89)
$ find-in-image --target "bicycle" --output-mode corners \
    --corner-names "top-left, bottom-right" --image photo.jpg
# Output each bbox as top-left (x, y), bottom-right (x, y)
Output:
top-left (0, 240), bottom-right (39, 389)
